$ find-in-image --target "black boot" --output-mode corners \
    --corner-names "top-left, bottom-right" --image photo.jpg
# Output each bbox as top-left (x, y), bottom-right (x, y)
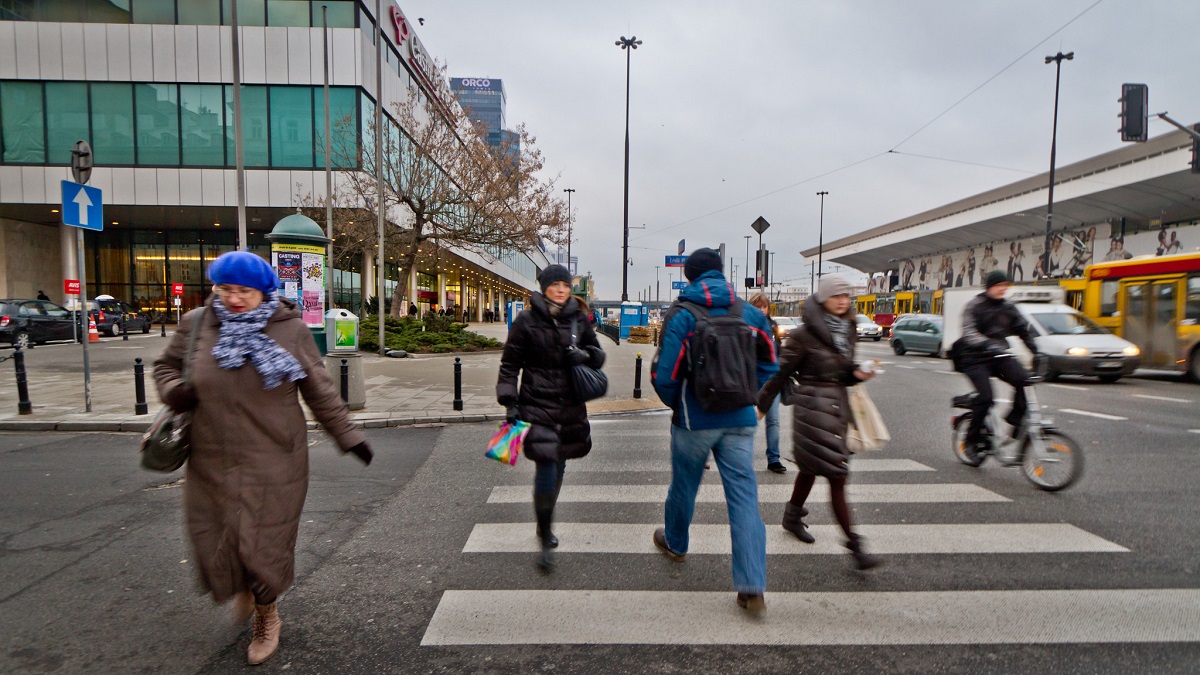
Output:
top-left (781, 503), bottom-right (815, 543)
top-left (846, 534), bottom-right (881, 571)
top-left (536, 482), bottom-right (562, 548)
top-left (533, 493), bottom-right (557, 571)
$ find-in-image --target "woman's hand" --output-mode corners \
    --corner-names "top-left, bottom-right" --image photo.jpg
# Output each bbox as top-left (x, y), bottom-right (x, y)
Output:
top-left (347, 442), bottom-right (374, 466)
top-left (757, 408), bottom-right (766, 421)
top-left (164, 384), bottom-right (198, 412)
top-left (853, 369), bottom-right (876, 381)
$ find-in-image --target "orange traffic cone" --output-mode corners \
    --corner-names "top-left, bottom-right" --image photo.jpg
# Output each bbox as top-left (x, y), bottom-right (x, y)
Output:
top-left (88, 317), bottom-right (100, 343)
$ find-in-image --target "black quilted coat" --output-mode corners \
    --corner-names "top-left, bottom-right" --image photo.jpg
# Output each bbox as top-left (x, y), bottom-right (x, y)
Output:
top-left (497, 293), bottom-right (605, 463)
top-left (756, 296), bottom-right (860, 477)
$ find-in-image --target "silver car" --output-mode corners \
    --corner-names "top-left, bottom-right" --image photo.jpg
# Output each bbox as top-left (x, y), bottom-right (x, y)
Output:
top-left (1014, 303), bottom-right (1140, 383)
top-left (856, 314), bottom-right (883, 341)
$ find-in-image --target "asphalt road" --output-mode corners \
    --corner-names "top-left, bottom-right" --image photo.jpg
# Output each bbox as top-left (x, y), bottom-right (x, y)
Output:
top-left (1, 343), bottom-right (1198, 673)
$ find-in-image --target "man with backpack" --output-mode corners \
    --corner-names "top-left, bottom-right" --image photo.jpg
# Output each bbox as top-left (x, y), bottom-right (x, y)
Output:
top-left (650, 248), bottom-right (779, 613)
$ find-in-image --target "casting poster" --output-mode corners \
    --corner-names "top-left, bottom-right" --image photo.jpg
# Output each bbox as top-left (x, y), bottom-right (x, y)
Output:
top-left (273, 244), bottom-right (326, 328)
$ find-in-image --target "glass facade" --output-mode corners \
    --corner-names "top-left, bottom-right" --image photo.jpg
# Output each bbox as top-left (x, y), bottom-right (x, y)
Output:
top-left (0, 0), bottom-right (356, 26)
top-left (0, 81), bottom-right (360, 169)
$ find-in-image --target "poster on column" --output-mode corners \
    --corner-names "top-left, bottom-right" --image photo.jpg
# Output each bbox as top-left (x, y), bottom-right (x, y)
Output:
top-left (273, 244), bottom-right (326, 328)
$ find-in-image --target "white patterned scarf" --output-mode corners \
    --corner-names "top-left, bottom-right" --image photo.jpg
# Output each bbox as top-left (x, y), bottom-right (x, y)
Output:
top-left (211, 294), bottom-right (307, 389)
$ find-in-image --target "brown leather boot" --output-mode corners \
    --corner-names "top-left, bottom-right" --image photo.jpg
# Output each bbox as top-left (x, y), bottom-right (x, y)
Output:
top-left (247, 602), bottom-right (282, 665)
top-left (229, 590), bottom-right (254, 625)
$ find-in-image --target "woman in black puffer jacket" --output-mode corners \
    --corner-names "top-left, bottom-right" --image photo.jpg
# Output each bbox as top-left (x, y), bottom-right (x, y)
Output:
top-left (756, 275), bottom-right (881, 570)
top-left (497, 265), bottom-right (605, 571)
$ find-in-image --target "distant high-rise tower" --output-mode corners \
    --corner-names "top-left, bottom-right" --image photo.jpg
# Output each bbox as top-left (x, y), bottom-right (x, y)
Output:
top-left (450, 77), bottom-right (519, 158)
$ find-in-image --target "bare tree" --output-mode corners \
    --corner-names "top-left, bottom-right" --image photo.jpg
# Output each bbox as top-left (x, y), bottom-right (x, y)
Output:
top-left (317, 64), bottom-right (566, 317)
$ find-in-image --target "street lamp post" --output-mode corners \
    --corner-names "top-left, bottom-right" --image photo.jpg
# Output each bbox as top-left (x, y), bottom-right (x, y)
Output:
top-left (1042, 51), bottom-right (1073, 279)
top-left (563, 188), bottom-right (575, 274)
top-left (816, 191), bottom-right (828, 282)
top-left (655, 265), bottom-right (660, 303)
top-left (743, 235), bottom-right (751, 292)
top-left (616, 35), bottom-right (642, 302)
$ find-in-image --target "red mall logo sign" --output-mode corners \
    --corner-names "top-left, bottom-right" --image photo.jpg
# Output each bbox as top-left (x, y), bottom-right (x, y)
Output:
top-left (64, 279), bottom-right (80, 295)
top-left (172, 283), bottom-right (184, 296)
top-left (389, 5), bottom-right (410, 45)
top-left (386, 3), bottom-right (453, 113)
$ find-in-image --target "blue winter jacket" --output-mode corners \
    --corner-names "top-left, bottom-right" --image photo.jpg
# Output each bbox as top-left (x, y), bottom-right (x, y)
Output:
top-left (651, 270), bottom-right (779, 430)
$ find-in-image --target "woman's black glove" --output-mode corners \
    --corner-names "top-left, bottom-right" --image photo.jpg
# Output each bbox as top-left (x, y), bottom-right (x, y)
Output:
top-left (568, 347), bottom-right (591, 365)
top-left (347, 442), bottom-right (374, 466)
top-left (505, 406), bottom-right (519, 425)
top-left (164, 384), bottom-right (198, 413)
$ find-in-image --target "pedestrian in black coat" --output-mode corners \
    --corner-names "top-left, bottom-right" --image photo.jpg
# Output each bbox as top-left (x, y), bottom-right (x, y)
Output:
top-left (496, 265), bottom-right (605, 571)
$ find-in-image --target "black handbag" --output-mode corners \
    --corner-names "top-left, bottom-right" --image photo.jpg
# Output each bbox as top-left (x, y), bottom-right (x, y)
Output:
top-left (569, 318), bottom-right (608, 402)
top-left (140, 308), bottom-right (205, 472)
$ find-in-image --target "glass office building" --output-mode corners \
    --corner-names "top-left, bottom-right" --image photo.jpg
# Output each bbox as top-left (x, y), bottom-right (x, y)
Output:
top-left (0, 1), bottom-right (546, 320)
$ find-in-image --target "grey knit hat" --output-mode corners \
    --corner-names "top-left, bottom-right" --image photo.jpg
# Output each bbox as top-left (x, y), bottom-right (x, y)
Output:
top-left (815, 274), bottom-right (853, 303)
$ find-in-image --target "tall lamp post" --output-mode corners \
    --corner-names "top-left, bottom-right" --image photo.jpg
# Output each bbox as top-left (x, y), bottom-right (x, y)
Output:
top-left (1042, 51), bottom-right (1073, 279)
top-left (616, 35), bottom-right (641, 302)
top-left (654, 265), bottom-right (660, 303)
top-left (743, 235), bottom-right (751, 291)
top-left (816, 191), bottom-right (829, 281)
top-left (563, 187), bottom-right (575, 274)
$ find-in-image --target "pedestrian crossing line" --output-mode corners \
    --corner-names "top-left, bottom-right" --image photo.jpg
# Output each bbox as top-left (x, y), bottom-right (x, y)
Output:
top-left (462, 523), bottom-right (1128, 555)
top-left (1132, 394), bottom-right (1192, 404)
top-left (421, 588), bottom-right (1200, 645)
top-left (511, 458), bottom-right (936, 474)
top-left (1060, 408), bottom-right (1128, 421)
top-left (487, 483), bottom-right (1009, 504)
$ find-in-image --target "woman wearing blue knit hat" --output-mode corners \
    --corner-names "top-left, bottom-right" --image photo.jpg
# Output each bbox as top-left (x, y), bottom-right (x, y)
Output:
top-left (153, 250), bottom-right (372, 665)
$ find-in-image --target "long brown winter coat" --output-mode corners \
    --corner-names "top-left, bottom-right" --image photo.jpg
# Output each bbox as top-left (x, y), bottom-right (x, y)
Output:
top-left (153, 297), bottom-right (364, 602)
top-left (756, 296), bottom-right (860, 477)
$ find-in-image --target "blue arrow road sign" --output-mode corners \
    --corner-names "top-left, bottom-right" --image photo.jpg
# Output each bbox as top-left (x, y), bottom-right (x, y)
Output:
top-left (665, 255), bottom-right (687, 267)
top-left (61, 180), bottom-right (103, 231)
top-left (672, 281), bottom-right (687, 289)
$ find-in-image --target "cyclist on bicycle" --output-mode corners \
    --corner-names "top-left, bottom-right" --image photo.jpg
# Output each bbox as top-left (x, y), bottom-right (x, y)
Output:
top-left (955, 270), bottom-right (1041, 463)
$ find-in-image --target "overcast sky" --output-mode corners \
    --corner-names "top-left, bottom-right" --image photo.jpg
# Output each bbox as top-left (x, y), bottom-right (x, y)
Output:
top-left (405, 0), bottom-right (1200, 300)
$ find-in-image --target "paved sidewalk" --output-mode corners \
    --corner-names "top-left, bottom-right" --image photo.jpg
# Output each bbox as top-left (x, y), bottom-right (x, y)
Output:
top-left (0, 321), bottom-right (665, 432)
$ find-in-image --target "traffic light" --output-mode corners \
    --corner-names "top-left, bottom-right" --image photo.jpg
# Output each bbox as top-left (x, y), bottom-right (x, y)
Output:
top-left (1192, 124), bottom-right (1200, 174)
top-left (1119, 83), bottom-right (1148, 142)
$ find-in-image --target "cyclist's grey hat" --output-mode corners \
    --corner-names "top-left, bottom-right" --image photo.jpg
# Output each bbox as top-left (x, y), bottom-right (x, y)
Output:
top-left (984, 270), bottom-right (1010, 288)
top-left (815, 274), bottom-right (852, 303)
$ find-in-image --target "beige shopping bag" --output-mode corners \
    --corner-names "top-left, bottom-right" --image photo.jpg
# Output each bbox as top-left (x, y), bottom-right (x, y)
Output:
top-left (846, 386), bottom-right (890, 453)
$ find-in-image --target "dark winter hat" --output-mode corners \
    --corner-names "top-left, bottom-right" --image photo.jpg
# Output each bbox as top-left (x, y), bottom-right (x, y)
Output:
top-left (207, 251), bottom-right (279, 293)
top-left (684, 248), bottom-right (723, 282)
top-left (538, 264), bottom-right (573, 292)
top-left (984, 270), bottom-right (1011, 289)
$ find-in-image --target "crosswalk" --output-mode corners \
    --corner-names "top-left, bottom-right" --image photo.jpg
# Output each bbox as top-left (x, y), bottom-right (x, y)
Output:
top-left (421, 412), bottom-right (1183, 649)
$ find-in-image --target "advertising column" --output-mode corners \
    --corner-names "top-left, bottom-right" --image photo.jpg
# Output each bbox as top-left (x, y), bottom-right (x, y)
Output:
top-left (267, 213), bottom-right (332, 353)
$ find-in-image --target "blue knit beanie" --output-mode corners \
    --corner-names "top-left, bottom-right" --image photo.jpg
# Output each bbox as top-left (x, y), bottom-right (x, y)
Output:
top-left (207, 251), bottom-right (280, 292)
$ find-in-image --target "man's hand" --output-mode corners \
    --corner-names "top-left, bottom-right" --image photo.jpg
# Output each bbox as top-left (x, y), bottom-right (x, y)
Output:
top-left (756, 408), bottom-right (766, 421)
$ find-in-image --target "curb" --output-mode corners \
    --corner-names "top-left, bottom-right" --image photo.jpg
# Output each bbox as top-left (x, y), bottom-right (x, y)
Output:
top-left (0, 402), bottom-right (668, 433)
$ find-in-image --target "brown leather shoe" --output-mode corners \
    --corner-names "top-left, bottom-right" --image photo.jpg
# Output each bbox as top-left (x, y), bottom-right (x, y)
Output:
top-left (652, 527), bottom-right (685, 561)
top-left (736, 593), bottom-right (765, 614)
top-left (247, 603), bottom-right (282, 666)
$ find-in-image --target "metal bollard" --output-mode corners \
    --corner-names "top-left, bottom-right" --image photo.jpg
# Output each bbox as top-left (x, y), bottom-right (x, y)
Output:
top-left (121, 317), bottom-right (129, 341)
top-left (453, 357), bottom-right (464, 411)
top-left (340, 358), bottom-right (349, 403)
top-left (160, 317), bottom-right (167, 337)
top-left (14, 346), bottom-right (32, 415)
top-left (133, 357), bottom-right (148, 415)
top-left (634, 352), bottom-right (643, 399)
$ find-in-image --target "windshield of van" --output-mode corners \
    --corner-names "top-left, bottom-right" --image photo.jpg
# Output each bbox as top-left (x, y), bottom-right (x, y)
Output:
top-left (1029, 312), bottom-right (1108, 335)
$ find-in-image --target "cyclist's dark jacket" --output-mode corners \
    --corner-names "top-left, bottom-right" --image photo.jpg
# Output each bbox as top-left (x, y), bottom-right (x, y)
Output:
top-left (958, 293), bottom-right (1037, 368)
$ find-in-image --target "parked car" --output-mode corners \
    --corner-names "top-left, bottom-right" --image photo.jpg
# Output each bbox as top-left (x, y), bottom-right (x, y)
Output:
top-left (856, 314), bottom-right (883, 341)
top-left (1013, 303), bottom-right (1140, 383)
top-left (0, 299), bottom-right (80, 348)
top-left (890, 314), bottom-right (944, 356)
top-left (774, 316), bottom-right (802, 339)
top-left (87, 295), bottom-right (152, 336)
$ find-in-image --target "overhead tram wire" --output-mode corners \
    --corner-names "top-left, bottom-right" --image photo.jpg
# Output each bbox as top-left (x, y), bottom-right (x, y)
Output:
top-left (631, 0), bottom-right (1106, 245)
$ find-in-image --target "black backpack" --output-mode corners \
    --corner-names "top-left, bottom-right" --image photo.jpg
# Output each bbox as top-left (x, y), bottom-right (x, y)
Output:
top-left (665, 299), bottom-right (759, 412)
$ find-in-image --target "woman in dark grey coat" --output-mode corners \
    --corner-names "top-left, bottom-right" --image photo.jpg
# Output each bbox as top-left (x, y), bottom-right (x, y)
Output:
top-left (756, 275), bottom-right (880, 570)
top-left (497, 265), bottom-right (605, 571)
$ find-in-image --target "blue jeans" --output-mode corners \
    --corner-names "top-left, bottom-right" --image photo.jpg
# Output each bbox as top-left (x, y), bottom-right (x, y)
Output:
top-left (663, 425), bottom-right (767, 594)
top-left (764, 394), bottom-right (781, 464)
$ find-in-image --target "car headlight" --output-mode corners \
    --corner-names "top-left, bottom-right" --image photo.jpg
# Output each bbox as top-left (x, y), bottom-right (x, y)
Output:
top-left (1122, 346), bottom-right (1140, 356)
top-left (1066, 347), bottom-right (1089, 356)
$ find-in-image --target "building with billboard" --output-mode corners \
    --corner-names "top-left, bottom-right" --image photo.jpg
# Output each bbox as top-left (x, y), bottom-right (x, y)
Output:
top-left (0, 1), bottom-right (548, 320)
top-left (449, 76), bottom-right (519, 158)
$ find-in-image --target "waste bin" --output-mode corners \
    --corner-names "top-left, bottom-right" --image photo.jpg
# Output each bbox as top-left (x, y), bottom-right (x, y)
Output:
top-left (325, 309), bottom-right (359, 353)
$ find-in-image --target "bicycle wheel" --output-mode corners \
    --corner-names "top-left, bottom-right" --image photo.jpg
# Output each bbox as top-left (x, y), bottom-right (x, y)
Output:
top-left (951, 413), bottom-right (986, 467)
top-left (1021, 429), bottom-right (1083, 491)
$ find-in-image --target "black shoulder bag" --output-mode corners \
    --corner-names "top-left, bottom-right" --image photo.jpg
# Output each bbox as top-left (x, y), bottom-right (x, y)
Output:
top-left (569, 317), bottom-right (608, 402)
top-left (140, 308), bottom-right (205, 472)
